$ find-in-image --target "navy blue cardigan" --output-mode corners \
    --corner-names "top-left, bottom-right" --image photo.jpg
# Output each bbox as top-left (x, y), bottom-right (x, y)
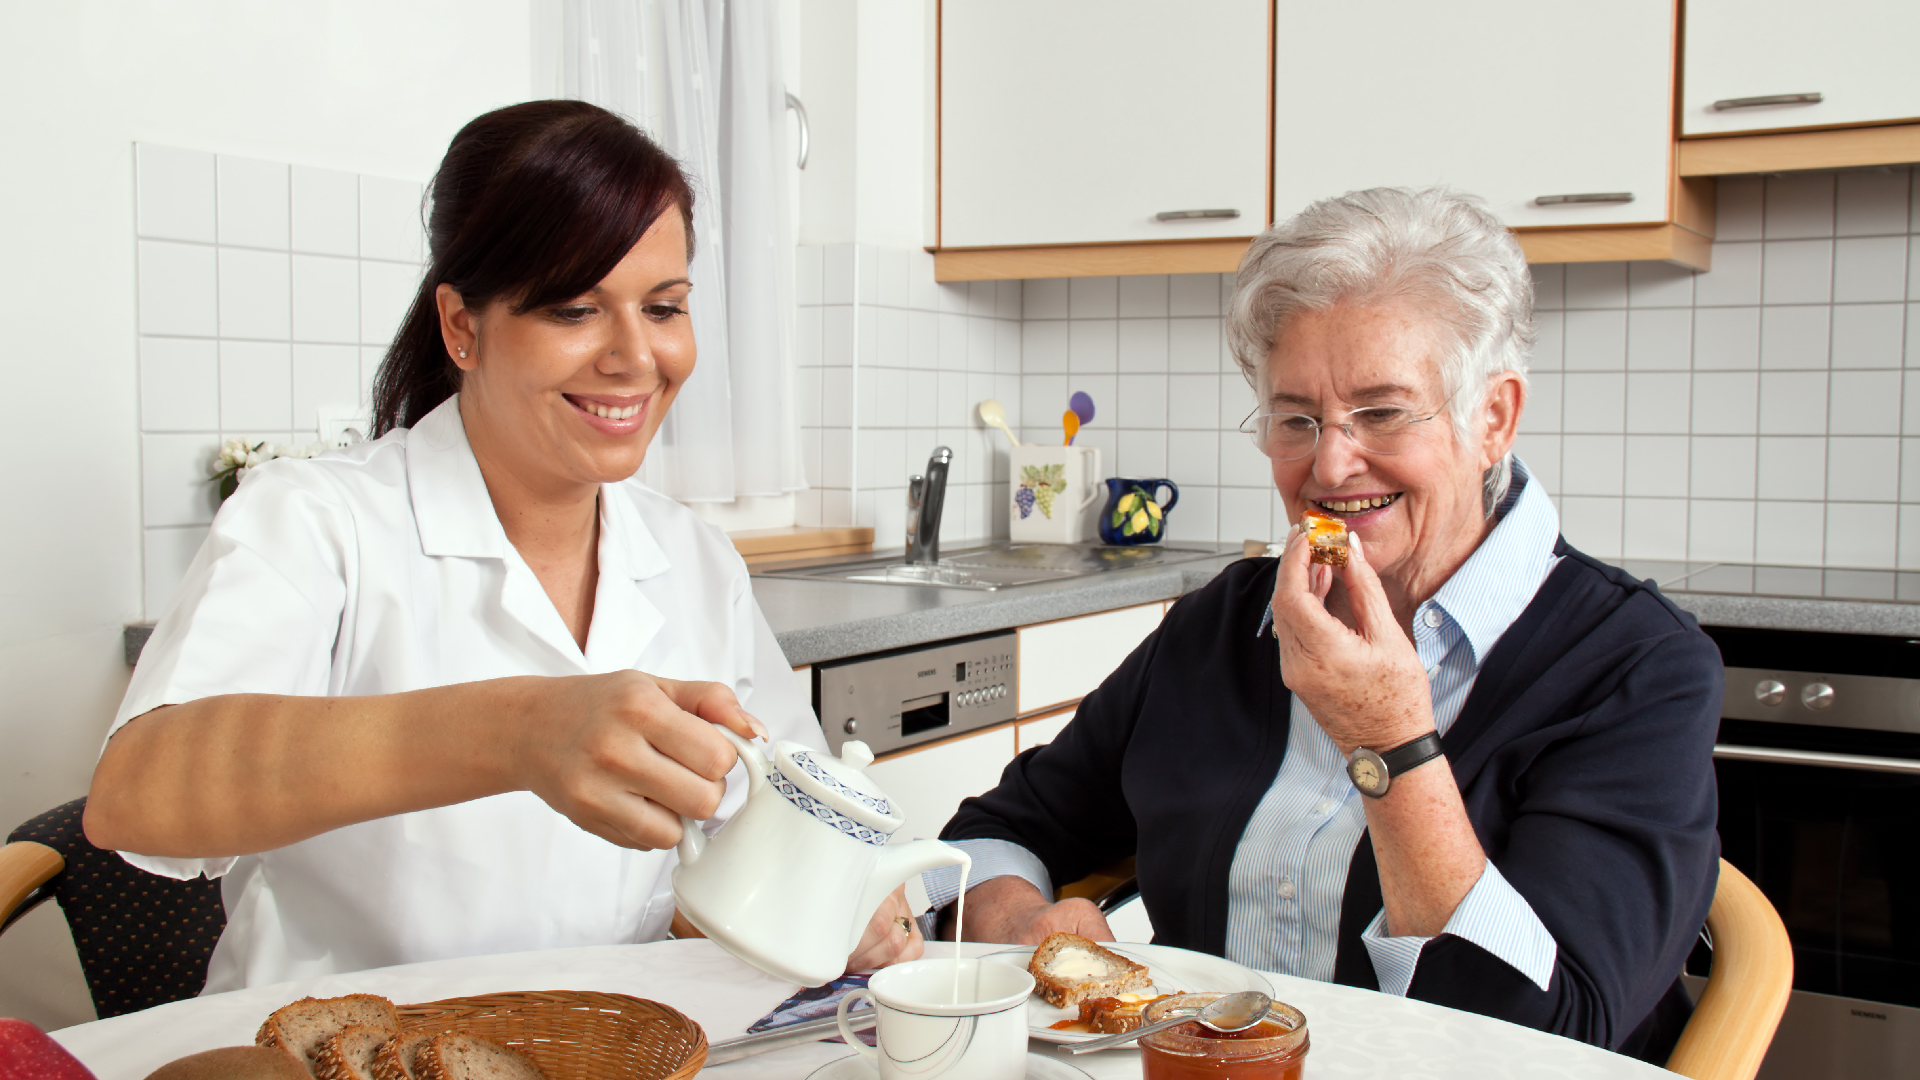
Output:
top-left (942, 542), bottom-right (1722, 1058)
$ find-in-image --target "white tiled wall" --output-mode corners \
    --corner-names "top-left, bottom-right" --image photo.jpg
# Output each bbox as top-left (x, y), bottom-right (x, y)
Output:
top-left (1519, 169), bottom-right (1919, 570)
top-left (135, 143), bottom-right (425, 616)
top-left (793, 245), bottom-right (1023, 546)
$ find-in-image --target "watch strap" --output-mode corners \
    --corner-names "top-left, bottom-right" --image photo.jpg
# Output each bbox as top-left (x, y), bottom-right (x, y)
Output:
top-left (1379, 731), bottom-right (1444, 777)
top-left (1347, 731), bottom-right (1443, 798)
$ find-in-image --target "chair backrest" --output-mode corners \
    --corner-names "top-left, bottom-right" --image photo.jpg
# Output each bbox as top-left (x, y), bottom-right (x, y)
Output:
top-left (1665, 858), bottom-right (1793, 1080)
top-left (4, 798), bottom-right (226, 1018)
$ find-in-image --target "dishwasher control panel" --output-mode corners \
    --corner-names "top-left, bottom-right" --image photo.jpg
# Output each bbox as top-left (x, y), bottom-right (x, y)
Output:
top-left (813, 631), bottom-right (1018, 756)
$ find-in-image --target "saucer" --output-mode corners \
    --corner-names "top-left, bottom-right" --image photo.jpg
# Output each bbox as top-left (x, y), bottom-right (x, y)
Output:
top-left (804, 1051), bottom-right (1093, 1079)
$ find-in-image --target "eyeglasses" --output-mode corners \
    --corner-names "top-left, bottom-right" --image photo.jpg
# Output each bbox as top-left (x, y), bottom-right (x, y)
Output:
top-left (1239, 398), bottom-right (1450, 461)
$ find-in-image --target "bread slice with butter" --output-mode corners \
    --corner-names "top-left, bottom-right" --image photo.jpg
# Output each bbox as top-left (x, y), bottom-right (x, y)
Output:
top-left (1027, 932), bottom-right (1153, 1008)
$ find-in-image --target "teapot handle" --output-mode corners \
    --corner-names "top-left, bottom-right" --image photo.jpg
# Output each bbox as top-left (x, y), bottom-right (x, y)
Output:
top-left (677, 726), bottom-right (771, 866)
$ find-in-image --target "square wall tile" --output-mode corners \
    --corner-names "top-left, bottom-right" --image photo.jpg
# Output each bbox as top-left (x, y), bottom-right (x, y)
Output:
top-left (1068, 319), bottom-right (1118, 372)
top-left (967, 316), bottom-right (995, 372)
top-left (1219, 435), bottom-right (1272, 488)
top-left (908, 310), bottom-right (938, 369)
top-left (1716, 177), bottom-right (1764, 241)
top-left (1532, 311), bottom-right (1564, 371)
top-left (1117, 318), bottom-right (1169, 372)
top-left (291, 255), bottom-right (359, 344)
top-left (1530, 264), bottom-right (1566, 310)
top-left (1626, 372), bottom-right (1690, 433)
top-left (822, 246), bottom-right (856, 306)
top-left (216, 156), bottom-right (288, 249)
top-left (795, 246), bottom-right (823, 306)
top-left (1763, 239), bottom-right (1833, 305)
top-left (1562, 434), bottom-right (1625, 495)
top-left (291, 166), bottom-right (358, 256)
top-left (1167, 484), bottom-right (1218, 543)
top-left (1565, 310), bottom-right (1627, 369)
top-left (141, 432), bottom-right (221, 527)
top-left (1831, 304), bottom-right (1905, 368)
top-left (1116, 374), bottom-right (1167, 428)
top-left (1022, 320), bottom-right (1068, 373)
top-left (359, 176), bottom-right (424, 263)
top-left (1169, 274), bottom-right (1222, 316)
top-left (144, 525), bottom-right (210, 618)
top-left (1068, 277), bottom-right (1118, 318)
top-left (1754, 500), bottom-right (1826, 564)
top-left (219, 341), bottom-right (292, 432)
top-left (292, 344), bottom-right (361, 431)
top-left (1690, 436), bottom-right (1756, 499)
top-left (139, 337), bottom-right (219, 431)
top-left (1824, 502), bottom-right (1898, 567)
top-left (1696, 242), bottom-right (1762, 306)
top-left (1688, 499), bottom-right (1756, 562)
top-left (1562, 373), bottom-right (1625, 433)
top-left (360, 260), bottom-right (422, 346)
top-left (1565, 263), bottom-right (1628, 309)
top-left (1830, 369), bottom-right (1903, 435)
top-left (1629, 262), bottom-right (1695, 308)
top-left (1514, 433), bottom-right (1561, 493)
top-left (1833, 236), bottom-right (1909, 303)
top-left (1560, 496), bottom-right (1623, 558)
top-left (906, 370), bottom-right (937, 429)
top-left (1757, 436), bottom-right (1827, 499)
top-left (1694, 307), bottom-right (1760, 370)
top-left (1168, 374), bottom-right (1221, 429)
top-left (1023, 278), bottom-right (1069, 319)
top-left (1116, 430), bottom-right (1167, 478)
top-left (1905, 506), bottom-right (1920, 570)
top-left (137, 240), bottom-right (217, 336)
top-left (1220, 487), bottom-right (1275, 545)
top-left (1626, 308), bottom-right (1691, 370)
top-left (1624, 435), bottom-right (1688, 497)
top-left (1758, 371), bottom-right (1828, 435)
top-left (995, 280), bottom-right (1023, 320)
top-left (1220, 375), bottom-right (1258, 433)
top-left (1118, 275), bottom-right (1169, 317)
top-left (1759, 306), bottom-right (1830, 369)
top-left (877, 307), bottom-right (908, 366)
top-left (136, 144), bottom-right (216, 242)
top-left (1169, 318), bottom-right (1222, 373)
top-left (1765, 173), bottom-right (1835, 239)
top-left (935, 312), bottom-right (966, 369)
top-left (1907, 439), bottom-right (1920, 501)
top-left (1836, 170), bottom-right (1910, 236)
top-left (1692, 372), bottom-right (1759, 434)
top-left (1623, 497), bottom-right (1688, 559)
top-left (1826, 437), bottom-right (1900, 502)
top-left (1519, 373), bottom-right (1561, 434)
top-left (217, 248), bottom-right (290, 340)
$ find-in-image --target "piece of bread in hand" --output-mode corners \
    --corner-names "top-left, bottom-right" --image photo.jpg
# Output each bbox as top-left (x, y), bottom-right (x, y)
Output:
top-left (313, 1027), bottom-right (393, 1080)
top-left (413, 1034), bottom-right (543, 1080)
top-left (369, 1032), bottom-right (438, 1080)
top-left (256, 996), bottom-right (401, 1075)
top-left (1027, 932), bottom-right (1153, 1008)
top-left (1300, 511), bottom-right (1348, 567)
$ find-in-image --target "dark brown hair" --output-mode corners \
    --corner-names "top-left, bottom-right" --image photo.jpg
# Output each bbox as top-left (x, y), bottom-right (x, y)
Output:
top-left (372, 100), bottom-right (695, 435)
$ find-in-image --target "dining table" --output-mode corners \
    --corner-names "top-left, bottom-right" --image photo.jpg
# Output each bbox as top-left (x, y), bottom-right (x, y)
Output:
top-left (51, 939), bottom-right (1675, 1080)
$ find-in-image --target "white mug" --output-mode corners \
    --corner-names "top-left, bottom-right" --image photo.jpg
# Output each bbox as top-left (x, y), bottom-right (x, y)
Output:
top-left (835, 958), bottom-right (1033, 1080)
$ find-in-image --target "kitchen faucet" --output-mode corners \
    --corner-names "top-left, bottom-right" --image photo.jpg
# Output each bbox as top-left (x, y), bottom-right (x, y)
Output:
top-left (903, 446), bottom-right (952, 566)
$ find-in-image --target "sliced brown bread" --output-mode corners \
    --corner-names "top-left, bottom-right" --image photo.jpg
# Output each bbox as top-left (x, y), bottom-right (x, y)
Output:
top-left (413, 1033), bottom-right (543, 1080)
top-left (255, 996), bottom-right (401, 1074)
top-left (144, 1046), bottom-right (315, 1080)
top-left (369, 1030), bottom-right (439, 1080)
top-left (1027, 932), bottom-right (1153, 1008)
top-left (313, 1026), bottom-right (393, 1080)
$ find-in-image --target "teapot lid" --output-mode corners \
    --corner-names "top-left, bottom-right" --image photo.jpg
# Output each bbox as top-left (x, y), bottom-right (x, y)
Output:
top-left (768, 740), bottom-right (905, 837)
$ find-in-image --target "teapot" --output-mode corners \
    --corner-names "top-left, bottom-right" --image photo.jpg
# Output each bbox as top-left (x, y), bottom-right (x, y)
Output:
top-left (672, 729), bottom-right (970, 987)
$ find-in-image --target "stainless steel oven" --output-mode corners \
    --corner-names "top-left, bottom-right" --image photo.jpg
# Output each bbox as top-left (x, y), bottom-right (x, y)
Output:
top-left (1698, 626), bottom-right (1920, 1079)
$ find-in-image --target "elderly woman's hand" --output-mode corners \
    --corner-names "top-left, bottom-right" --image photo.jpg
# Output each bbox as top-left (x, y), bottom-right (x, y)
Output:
top-left (845, 885), bottom-right (927, 972)
top-left (1270, 527), bottom-right (1434, 753)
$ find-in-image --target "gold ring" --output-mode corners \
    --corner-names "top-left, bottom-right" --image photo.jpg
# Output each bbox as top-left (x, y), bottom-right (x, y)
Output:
top-left (895, 916), bottom-right (913, 937)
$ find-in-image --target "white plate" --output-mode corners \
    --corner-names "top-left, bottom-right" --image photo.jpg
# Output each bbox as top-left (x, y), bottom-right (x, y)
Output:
top-left (805, 1051), bottom-right (1093, 1079)
top-left (984, 941), bottom-right (1274, 1046)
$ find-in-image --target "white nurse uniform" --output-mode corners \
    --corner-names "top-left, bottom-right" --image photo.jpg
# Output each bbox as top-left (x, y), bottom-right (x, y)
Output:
top-left (108, 396), bottom-right (823, 992)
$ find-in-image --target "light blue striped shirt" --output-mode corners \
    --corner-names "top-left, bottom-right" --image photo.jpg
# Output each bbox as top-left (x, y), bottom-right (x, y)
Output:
top-left (926, 460), bottom-right (1561, 996)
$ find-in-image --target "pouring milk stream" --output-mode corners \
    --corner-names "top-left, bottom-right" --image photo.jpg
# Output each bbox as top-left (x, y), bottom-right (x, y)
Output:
top-left (672, 729), bottom-right (972, 989)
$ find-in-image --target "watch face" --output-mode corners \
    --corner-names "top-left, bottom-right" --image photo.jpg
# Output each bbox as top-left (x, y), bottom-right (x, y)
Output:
top-left (1348, 756), bottom-right (1383, 793)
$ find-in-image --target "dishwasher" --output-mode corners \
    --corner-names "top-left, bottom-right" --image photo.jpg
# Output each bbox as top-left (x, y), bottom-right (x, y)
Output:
top-left (811, 631), bottom-right (1018, 757)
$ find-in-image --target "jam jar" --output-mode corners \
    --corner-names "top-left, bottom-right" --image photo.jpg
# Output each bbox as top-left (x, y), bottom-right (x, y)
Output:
top-left (1137, 993), bottom-right (1309, 1080)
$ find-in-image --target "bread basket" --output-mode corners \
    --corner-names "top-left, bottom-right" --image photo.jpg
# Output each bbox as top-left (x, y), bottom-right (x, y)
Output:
top-left (399, 992), bottom-right (706, 1080)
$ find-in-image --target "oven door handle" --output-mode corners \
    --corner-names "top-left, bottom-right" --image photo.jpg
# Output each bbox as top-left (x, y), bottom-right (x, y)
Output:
top-left (1713, 743), bottom-right (1920, 774)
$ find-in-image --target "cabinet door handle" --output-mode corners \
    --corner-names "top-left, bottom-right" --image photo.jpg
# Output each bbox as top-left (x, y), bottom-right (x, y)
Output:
top-left (1713, 743), bottom-right (1920, 775)
top-left (1712, 92), bottom-right (1823, 111)
top-left (785, 90), bottom-right (810, 170)
top-left (1155, 209), bottom-right (1241, 221)
top-left (1533, 192), bottom-right (1634, 207)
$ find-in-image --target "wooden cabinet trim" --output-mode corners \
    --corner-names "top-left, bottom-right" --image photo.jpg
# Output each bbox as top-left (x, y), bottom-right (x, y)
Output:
top-left (1678, 122), bottom-right (1920, 176)
top-left (932, 238), bottom-right (1254, 282)
top-left (1513, 222), bottom-right (1711, 271)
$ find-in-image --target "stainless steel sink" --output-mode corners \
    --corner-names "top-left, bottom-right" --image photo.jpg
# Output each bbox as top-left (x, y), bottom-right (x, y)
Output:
top-left (751, 541), bottom-right (1225, 591)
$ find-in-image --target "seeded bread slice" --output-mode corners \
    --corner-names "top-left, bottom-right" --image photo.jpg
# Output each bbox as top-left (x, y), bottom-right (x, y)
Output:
top-left (369, 1031), bottom-right (438, 1080)
top-left (413, 1033), bottom-right (542, 1080)
top-left (256, 996), bottom-right (401, 1076)
top-left (1027, 932), bottom-right (1153, 1008)
top-left (313, 1026), bottom-right (394, 1080)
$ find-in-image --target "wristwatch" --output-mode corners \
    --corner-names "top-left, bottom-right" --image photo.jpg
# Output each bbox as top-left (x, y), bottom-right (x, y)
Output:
top-left (1346, 732), bottom-right (1444, 798)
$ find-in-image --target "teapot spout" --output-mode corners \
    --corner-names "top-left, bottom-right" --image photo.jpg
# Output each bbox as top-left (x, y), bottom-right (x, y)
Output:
top-left (855, 839), bottom-right (971, 942)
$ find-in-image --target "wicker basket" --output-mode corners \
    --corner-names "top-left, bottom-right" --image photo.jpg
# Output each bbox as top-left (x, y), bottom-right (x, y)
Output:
top-left (398, 992), bottom-right (707, 1080)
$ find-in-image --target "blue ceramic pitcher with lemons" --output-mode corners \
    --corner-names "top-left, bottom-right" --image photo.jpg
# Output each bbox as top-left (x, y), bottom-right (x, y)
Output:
top-left (1099, 478), bottom-right (1179, 545)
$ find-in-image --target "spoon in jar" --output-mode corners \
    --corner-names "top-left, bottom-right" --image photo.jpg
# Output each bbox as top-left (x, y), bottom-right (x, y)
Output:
top-left (977, 399), bottom-right (1020, 446)
top-left (1059, 990), bottom-right (1274, 1055)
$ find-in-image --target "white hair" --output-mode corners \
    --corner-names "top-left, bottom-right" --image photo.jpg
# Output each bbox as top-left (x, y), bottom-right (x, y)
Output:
top-left (1225, 187), bottom-right (1534, 515)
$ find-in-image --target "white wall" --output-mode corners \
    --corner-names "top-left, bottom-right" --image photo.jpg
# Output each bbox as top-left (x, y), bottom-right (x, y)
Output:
top-left (0, 0), bottom-right (534, 1030)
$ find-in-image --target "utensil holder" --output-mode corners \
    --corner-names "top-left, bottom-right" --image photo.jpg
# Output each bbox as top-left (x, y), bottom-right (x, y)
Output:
top-left (1008, 445), bottom-right (1102, 543)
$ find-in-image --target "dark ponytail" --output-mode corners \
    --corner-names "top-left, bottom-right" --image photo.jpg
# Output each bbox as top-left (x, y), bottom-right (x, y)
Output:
top-left (372, 100), bottom-right (696, 435)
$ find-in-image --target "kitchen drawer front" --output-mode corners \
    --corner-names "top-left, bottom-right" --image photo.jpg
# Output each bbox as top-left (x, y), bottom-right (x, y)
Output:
top-left (1683, 0), bottom-right (1920, 137)
top-left (1017, 603), bottom-right (1165, 715)
top-left (940, 0), bottom-right (1269, 248)
top-left (1015, 708), bottom-right (1076, 754)
top-left (867, 724), bottom-right (1018, 842)
top-left (1272, 0), bottom-right (1674, 229)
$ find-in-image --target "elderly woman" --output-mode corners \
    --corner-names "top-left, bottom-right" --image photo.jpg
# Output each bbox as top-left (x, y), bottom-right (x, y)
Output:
top-left (931, 188), bottom-right (1721, 1058)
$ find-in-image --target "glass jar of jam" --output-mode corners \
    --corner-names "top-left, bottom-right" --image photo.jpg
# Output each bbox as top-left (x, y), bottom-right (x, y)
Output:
top-left (1137, 993), bottom-right (1309, 1080)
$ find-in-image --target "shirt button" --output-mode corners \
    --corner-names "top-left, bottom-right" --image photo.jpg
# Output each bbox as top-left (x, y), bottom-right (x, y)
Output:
top-left (1313, 798), bottom-right (1335, 815)
top-left (1277, 879), bottom-right (1296, 900)
top-left (1423, 608), bottom-right (1443, 628)
top-left (1425, 665), bottom-right (1438, 679)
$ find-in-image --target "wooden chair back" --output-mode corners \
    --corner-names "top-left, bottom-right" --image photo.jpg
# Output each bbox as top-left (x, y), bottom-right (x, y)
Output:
top-left (1665, 858), bottom-right (1793, 1080)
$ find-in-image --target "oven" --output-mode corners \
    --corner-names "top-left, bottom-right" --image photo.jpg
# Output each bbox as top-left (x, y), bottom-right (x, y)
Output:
top-left (1696, 626), bottom-right (1920, 1079)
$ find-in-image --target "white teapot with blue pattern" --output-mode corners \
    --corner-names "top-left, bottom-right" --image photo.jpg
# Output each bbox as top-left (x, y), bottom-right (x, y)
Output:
top-left (673, 730), bottom-right (970, 986)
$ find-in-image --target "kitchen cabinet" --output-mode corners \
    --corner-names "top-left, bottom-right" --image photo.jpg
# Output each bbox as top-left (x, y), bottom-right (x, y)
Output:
top-left (1682, 0), bottom-right (1920, 137)
top-left (1016, 603), bottom-right (1165, 716)
top-left (936, 0), bottom-right (1270, 279)
top-left (867, 724), bottom-right (1017, 842)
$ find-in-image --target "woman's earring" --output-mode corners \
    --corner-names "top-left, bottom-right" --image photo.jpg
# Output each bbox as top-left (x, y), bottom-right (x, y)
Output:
top-left (457, 346), bottom-right (469, 359)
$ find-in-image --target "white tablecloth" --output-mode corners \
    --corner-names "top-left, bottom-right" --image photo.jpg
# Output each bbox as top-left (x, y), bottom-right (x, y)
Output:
top-left (52, 940), bottom-right (1671, 1080)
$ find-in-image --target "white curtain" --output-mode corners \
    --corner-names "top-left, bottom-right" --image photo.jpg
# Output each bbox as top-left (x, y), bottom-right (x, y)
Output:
top-left (562, 0), bottom-right (805, 502)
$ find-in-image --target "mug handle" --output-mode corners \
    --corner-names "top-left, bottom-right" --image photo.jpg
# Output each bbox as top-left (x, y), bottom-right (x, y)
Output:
top-left (836, 990), bottom-right (880, 1061)
top-left (1077, 447), bottom-right (1103, 511)
top-left (1152, 479), bottom-right (1180, 513)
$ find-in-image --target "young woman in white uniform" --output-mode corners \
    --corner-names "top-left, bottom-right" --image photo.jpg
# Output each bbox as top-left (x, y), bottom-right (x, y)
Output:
top-left (86, 102), bottom-right (922, 992)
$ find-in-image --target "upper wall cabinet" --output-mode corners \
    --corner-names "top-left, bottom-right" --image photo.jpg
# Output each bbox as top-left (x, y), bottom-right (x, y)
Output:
top-left (939, 0), bottom-right (1270, 252)
top-left (1270, 0), bottom-right (1677, 232)
top-left (1683, 0), bottom-right (1920, 137)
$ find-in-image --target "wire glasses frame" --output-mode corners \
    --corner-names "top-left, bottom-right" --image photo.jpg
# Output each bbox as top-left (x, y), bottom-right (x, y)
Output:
top-left (1238, 396), bottom-right (1454, 461)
